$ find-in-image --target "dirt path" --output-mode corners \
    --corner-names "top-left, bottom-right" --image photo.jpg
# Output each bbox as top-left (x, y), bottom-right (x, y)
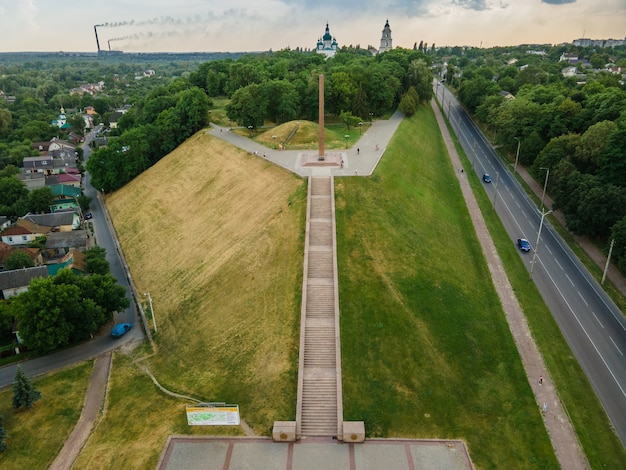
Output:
top-left (49, 351), bottom-right (112, 470)
top-left (431, 99), bottom-right (589, 469)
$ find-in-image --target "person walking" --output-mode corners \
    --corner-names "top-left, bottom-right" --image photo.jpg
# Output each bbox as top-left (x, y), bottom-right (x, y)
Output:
top-left (542, 402), bottom-right (548, 414)
top-left (357, 148), bottom-right (360, 155)
top-left (539, 375), bottom-right (543, 385)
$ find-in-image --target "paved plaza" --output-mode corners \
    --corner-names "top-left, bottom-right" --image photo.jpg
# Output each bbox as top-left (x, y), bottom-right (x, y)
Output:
top-left (157, 436), bottom-right (473, 470)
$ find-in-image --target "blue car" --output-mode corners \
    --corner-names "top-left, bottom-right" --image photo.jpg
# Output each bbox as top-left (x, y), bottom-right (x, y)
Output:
top-left (111, 323), bottom-right (132, 338)
top-left (517, 238), bottom-right (531, 252)
top-left (482, 174), bottom-right (492, 183)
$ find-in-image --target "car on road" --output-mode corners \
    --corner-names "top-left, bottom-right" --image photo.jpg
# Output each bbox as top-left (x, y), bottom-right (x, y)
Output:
top-left (517, 238), bottom-right (531, 252)
top-left (84, 212), bottom-right (93, 220)
top-left (111, 323), bottom-right (132, 338)
top-left (482, 174), bottom-right (492, 183)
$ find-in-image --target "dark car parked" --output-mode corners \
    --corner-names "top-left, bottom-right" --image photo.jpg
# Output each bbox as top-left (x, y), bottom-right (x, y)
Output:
top-left (482, 174), bottom-right (492, 183)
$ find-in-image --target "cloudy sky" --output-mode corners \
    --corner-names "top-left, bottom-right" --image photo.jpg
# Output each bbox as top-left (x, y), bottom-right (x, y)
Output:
top-left (0, 0), bottom-right (624, 53)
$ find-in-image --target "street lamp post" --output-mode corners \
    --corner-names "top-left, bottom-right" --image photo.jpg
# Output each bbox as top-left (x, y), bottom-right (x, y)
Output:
top-left (344, 134), bottom-right (349, 149)
top-left (529, 209), bottom-right (552, 280)
top-left (539, 167), bottom-right (550, 212)
top-left (513, 137), bottom-right (521, 174)
top-left (272, 135), bottom-right (277, 149)
top-left (144, 292), bottom-right (157, 333)
top-left (358, 122), bottom-right (363, 135)
top-left (248, 125), bottom-right (253, 137)
top-left (369, 112), bottom-right (373, 122)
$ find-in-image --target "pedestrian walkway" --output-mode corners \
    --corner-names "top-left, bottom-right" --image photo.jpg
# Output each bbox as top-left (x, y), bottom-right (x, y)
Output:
top-left (296, 176), bottom-right (342, 437)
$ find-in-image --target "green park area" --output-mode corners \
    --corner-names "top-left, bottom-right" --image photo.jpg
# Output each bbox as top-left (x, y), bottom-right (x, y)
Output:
top-left (1, 106), bottom-right (624, 470)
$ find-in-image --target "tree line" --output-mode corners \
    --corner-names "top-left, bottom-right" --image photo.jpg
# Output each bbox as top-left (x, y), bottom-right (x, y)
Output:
top-left (450, 46), bottom-right (626, 273)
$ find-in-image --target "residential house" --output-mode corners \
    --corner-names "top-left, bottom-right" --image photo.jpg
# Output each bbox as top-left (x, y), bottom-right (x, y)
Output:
top-left (0, 266), bottom-right (48, 300)
top-left (109, 111), bottom-right (124, 129)
top-left (0, 217), bottom-right (10, 231)
top-left (16, 172), bottom-right (46, 190)
top-left (48, 184), bottom-right (82, 212)
top-left (15, 218), bottom-right (53, 239)
top-left (46, 249), bottom-right (87, 276)
top-left (559, 53), bottom-right (578, 63)
top-left (32, 141), bottom-right (52, 154)
top-left (46, 173), bottom-right (82, 188)
top-left (22, 212), bottom-right (79, 231)
top-left (48, 138), bottom-right (76, 153)
top-left (45, 230), bottom-right (88, 257)
top-left (23, 155), bottom-right (54, 175)
top-left (0, 225), bottom-right (42, 246)
top-left (0, 244), bottom-right (43, 271)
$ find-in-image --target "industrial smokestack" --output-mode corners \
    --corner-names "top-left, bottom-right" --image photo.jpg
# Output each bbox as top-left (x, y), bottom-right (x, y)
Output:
top-left (94, 24), bottom-right (103, 53)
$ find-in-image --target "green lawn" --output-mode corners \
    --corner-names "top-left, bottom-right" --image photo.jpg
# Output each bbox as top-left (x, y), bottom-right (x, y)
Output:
top-left (336, 105), bottom-right (558, 468)
top-left (0, 361), bottom-right (93, 470)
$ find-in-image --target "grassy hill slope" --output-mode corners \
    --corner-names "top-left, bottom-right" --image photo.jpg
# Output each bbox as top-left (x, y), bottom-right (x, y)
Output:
top-left (106, 132), bottom-right (306, 429)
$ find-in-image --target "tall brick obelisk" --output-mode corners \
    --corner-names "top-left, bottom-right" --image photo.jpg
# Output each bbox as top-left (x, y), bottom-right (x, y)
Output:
top-left (318, 74), bottom-right (325, 159)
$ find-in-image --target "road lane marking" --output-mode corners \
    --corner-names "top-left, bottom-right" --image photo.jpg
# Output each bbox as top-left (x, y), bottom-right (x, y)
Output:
top-left (544, 268), bottom-right (626, 398)
top-left (555, 258), bottom-right (563, 270)
top-left (609, 336), bottom-right (623, 356)
top-left (591, 311), bottom-right (604, 329)
top-left (565, 273), bottom-right (575, 286)
top-left (577, 291), bottom-right (589, 306)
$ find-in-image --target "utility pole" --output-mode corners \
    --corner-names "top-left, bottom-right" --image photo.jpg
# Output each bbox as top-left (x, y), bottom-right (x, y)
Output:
top-left (144, 292), bottom-right (157, 333)
top-left (601, 239), bottom-right (615, 285)
top-left (530, 210), bottom-right (552, 280)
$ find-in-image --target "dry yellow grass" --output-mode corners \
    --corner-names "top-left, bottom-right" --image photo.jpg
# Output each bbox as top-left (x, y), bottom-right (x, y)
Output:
top-left (104, 131), bottom-right (306, 434)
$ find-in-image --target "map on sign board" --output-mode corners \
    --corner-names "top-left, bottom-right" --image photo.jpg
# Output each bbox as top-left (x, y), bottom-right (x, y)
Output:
top-left (186, 403), bottom-right (240, 426)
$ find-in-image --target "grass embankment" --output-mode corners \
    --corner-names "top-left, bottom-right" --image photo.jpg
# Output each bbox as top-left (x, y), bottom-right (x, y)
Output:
top-left (75, 132), bottom-right (306, 468)
top-left (336, 106), bottom-right (557, 468)
top-left (0, 361), bottom-right (93, 469)
top-left (451, 122), bottom-right (626, 468)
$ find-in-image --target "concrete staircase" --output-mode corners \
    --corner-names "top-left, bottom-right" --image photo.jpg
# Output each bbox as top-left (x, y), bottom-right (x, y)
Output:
top-left (296, 175), bottom-right (343, 438)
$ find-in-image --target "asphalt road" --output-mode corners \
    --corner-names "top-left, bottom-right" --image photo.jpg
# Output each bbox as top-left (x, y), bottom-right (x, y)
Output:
top-left (436, 83), bottom-right (626, 447)
top-left (0, 126), bottom-right (142, 389)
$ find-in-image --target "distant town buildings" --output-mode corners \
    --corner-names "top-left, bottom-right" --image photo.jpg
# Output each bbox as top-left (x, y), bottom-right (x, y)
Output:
top-left (572, 37), bottom-right (626, 47)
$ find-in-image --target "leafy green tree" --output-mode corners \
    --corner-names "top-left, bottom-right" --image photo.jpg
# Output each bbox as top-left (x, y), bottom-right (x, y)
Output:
top-left (0, 177), bottom-right (28, 217)
top-left (12, 365), bottom-right (41, 409)
top-left (532, 134), bottom-right (580, 178)
top-left (398, 87), bottom-right (419, 116)
top-left (27, 186), bottom-right (54, 214)
top-left (226, 84), bottom-right (268, 129)
top-left (327, 71), bottom-right (356, 116)
top-left (458, 75), bottom-right (499, 113)
top-left (6, 251), bottom-right (34, 270)
top-left (84, 246), bottom-right (110, 275)
top-left (67, 114), bottom-right (86, 136)
top-left (12, 277), bottom-right (78, 353)
top-left (339, 111), bottom-right (361, 130)
top-left (406, 59), bottom-right (433, 103)
top-left (77, 194), bottom-right (92, 212)
top-left (572, 120), bottom-right (617, 174)
top-left (597, 120), bottom-right (626, 187)
top-left (261, 80), bottom-right (299, 123)
top-left (0, 108), bottom-right (12, 138)
top-left (610, 216), bottom-right (626, 274)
